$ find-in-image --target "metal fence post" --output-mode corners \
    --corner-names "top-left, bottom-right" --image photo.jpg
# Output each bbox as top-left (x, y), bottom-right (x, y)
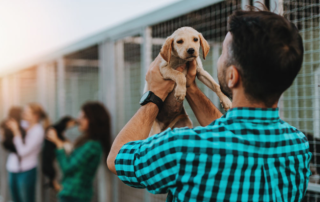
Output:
top-left (57, 57), bottom-right (66, 117)
top-left (37, 64), bottom-right (47, 109)
top-left (115, 40), bottom-right (125, 138)
top-left (2, 77), bottom-right (10, 119)
top-left (112, 40), bottom-right (125, 202)
top-left (47, 63), bottom-right (57, 122)
top-left (141, 26), bottom-right (153, 202)
top-left (98, 40), bottom-right (116, 202)
top-left (253, 0), bottom-right (265, 8)
top-left (99, 40), bottom-right (117, 138)
top-left (12, 74), bottom-right (20, 106)
top-left (141, 27), bottom-right (152, 95)
top-left (1, 77), bottom-right (9, 202)
top-left (270, 0), bottom-right (282, 15)
top-left (241, 0), bottom-right (250, 10)
top-left (212, 43), bottom-right (221, 108)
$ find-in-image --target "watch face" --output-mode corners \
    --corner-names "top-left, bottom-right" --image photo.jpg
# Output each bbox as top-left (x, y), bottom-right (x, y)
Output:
top-left (140, 91), bottom-right (150, 104)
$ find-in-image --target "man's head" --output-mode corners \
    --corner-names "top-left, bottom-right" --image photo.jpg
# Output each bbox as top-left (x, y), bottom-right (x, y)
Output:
top-left (217, 8), bottom-right (304, 107)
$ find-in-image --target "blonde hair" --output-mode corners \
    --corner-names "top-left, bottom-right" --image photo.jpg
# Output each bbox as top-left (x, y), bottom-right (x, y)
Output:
top-left (28, 103), bottom-right (51, 129)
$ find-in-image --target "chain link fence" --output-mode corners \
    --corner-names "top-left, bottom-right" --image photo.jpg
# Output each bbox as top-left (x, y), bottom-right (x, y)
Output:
top-left (1, 0), bottom-right (320, 201)
top-left (282, 0), bottom-right (320, 200)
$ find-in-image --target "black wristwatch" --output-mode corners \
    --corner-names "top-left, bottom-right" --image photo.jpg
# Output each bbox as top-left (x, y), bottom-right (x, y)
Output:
top-left (139, 91), bottom-right (163, 110)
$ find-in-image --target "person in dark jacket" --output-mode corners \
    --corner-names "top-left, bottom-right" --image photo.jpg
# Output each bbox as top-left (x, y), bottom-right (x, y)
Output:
top-left (42, 116), bottom-right (76, 191)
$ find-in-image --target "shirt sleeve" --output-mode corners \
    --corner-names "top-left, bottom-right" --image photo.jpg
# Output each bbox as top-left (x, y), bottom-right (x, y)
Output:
top-left (13, 125), bottom-right (44, 157)
top-left (115, 129), bottom-right (181, 194)
top-left (56, 141), bottom-right (101, 175)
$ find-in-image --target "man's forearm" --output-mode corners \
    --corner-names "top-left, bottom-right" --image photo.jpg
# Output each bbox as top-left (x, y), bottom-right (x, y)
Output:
top-left (107, 103), bottom-right (159, 174)
top-left (186, 85), bottom-right (223, 126)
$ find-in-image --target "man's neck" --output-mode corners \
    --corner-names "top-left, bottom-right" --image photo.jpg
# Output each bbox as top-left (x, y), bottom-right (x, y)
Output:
top-left (231, 90), bottom-right (278, 109)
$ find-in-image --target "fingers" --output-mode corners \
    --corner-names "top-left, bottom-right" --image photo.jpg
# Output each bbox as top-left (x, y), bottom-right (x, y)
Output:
top-left (148, 55), bottom-right (162, 71)
top-left (146, 55), bottom-right (162, 80)
top-left (176, 64), bottom-right (187, 73)
top-left (189, 59), bottom-right (197, 73)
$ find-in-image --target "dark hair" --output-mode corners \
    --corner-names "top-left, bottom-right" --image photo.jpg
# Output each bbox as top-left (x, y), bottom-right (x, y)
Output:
top-left (226, 6), bottom-right (304, 106)
top-left (0, 107), bottom-right (26, 153)
top-left (42, 116), bottom-right (74, 189)
top-left (74, 102), bottom-right (111, 160)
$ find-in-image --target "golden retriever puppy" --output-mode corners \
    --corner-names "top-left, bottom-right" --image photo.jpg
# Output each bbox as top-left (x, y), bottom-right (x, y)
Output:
top-left (145, 27), bottom-right (232, 135)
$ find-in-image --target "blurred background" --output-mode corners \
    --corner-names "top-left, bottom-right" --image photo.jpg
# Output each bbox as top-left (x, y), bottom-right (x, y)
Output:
top-left (0, 0), bottom-right (320, 201)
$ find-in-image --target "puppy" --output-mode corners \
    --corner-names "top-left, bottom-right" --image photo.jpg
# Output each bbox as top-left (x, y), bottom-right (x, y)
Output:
top-left (42, 116), bottom-right (76, 191)
top-left (145, 27), bottom-right (232, 135)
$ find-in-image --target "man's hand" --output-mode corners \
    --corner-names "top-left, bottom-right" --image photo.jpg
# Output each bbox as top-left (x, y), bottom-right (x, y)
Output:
top-left (146, 55), bottom-right (176, 101)
top-left (185, 59), bottom-right (197, 89)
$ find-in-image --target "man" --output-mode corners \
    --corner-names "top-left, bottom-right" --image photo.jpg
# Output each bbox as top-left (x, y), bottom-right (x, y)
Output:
top-left (107, 8), bottom-right (311, 202)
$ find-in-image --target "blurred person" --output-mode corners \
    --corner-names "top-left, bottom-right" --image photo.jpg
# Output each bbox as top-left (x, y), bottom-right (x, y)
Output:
top-left (6, 103), bottom-right (50, 202)
top-left (0, 107), bottom-right (26, 154)
top-left (107, 6), bottom-right (311, 202)
top-left (46, 102), bottom-right (111, 202)
top-left (42, 116), bottom-right (77, 191)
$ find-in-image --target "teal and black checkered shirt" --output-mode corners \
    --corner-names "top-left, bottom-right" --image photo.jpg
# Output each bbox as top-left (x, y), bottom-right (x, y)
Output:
top-left (115, 107), bottom-right (312, 202)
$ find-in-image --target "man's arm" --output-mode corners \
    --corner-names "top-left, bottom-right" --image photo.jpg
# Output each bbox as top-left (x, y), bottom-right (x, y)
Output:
top-left (107, 103), bottom-right (158, 174)
top-left (184, 61), bottom-right (222, 126)
top-left (107, 56), bottom-right (176, 174)
top-left (186, 84), bottom-right (222, 126)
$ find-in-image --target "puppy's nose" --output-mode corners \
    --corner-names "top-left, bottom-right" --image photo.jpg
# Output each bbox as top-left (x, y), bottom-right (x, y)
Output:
top-left (187, 48), bottom-right (195, 55)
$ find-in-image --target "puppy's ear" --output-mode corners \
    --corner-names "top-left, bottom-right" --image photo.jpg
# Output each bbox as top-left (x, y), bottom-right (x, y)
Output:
top-left (199, 33), bottom-right (210, 60)
top-left (160, 37), bottom-right (174, 63)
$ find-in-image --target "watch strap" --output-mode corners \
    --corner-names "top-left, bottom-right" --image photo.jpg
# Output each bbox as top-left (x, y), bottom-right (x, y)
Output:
top-left (149, 92), bottom-right (163, 110)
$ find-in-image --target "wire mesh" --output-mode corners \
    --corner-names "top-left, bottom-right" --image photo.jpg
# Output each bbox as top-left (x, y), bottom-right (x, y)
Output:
top-left (303, 191), bottom-right (320, 202)
top-left (44, 64), bottom-right (58, 123)
top-left (114, 36), bottom-right (146, 202)
top-left (63, 46), bottom-right (100, 141)
top-left (1, 0), bottom-right (320, 201)
top-left (18, 67), bottom-right (38, 107)
top-left (282, 0), bottom-right (320, 196)
top-left (41, 46), bottom-right (100, 202)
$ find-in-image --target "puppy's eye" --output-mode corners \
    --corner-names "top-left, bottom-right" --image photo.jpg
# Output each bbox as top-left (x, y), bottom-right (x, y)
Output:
top-left (177, 40), bottom-right (183, 44)
top-left (194, 38), bottom-right (198, 42)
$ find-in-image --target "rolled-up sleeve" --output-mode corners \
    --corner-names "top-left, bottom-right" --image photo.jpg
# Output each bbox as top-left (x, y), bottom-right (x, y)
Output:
top-left (115, 129), bottom-right (181, 194)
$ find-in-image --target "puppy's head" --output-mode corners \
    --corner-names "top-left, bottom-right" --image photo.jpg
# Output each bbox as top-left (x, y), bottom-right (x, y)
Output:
top-left (160, 27), bottom-right (210, 63)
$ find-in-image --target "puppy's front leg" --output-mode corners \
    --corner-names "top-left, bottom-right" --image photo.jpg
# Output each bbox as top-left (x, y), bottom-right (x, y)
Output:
top-left (195, 58), bottom-right (232, 111)
top-left (160, 63), bottom-right (186, 102)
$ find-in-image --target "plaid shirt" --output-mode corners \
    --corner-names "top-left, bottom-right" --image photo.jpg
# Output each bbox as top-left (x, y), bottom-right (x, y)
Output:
top-left (56, 140), bottom-right (102, 201)
top-left (115, 107), bottom-right (312, 202)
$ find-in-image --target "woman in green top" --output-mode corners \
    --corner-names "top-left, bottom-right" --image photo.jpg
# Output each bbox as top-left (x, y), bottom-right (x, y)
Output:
top-left (46, 102), bottom-right (111, 202)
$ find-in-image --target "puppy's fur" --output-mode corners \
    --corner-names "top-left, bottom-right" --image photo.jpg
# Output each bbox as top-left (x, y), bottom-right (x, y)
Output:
top-left (42, 116), bottom-right (74, 190)
top-left (145, 27), bottom-right (232, 135)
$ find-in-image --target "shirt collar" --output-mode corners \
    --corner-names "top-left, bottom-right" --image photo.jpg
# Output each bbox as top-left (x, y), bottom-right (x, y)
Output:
top-left (224, 107), bottom-right (280, 122)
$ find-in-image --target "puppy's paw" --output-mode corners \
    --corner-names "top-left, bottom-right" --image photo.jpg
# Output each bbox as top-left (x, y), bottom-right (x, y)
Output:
top-left (220, 96), bottom-right (232, 111)
top-left (174, 86), bottom-right (186, 102)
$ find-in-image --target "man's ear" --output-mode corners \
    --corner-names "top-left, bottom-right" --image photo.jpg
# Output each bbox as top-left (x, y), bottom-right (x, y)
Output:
top-left (160, 37), bottom-right (174, 63)
top-left (227, 66), bottom-right (240, 88)
top-left (199, 33), bottom-right (210, 60)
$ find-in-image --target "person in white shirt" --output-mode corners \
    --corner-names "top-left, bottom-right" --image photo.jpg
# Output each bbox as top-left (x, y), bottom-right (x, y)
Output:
top-left (5, 103), bottom-right (50, 202)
